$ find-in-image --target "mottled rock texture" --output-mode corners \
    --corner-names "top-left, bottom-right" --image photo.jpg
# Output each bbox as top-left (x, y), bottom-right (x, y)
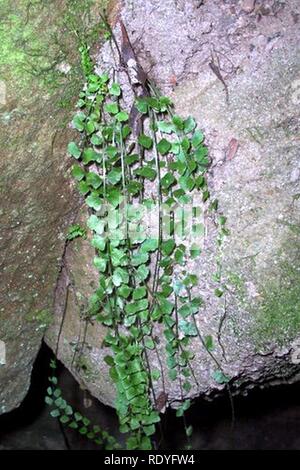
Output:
top-left (46, 0), bottom-right (300, 408)
top-left (0, 0), bottom-right (104, 414)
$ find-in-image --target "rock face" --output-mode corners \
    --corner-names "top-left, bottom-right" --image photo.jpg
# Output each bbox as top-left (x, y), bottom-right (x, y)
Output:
top-left (2, 0), bottom-right (298, 414)
top-left (45, 0), bottom-right (300, 408)
top-left (0, 0), bottom-right (103, 414)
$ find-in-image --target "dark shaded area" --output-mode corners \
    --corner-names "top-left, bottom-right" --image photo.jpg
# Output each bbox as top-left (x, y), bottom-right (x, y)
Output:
top-left (0, 343), bottom-right (120, 450)
top-left (1, 343), bottom-right (300, 450)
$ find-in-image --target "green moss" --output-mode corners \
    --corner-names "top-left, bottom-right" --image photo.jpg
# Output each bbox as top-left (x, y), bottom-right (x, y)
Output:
top-left (227, 271), bottom-right (247, 299)
top-left (254, 261), bottom-right (300, 346)
top-left (74, 355), bottom-right (98, 380)
top-left (26, 309), bottom-right (53, 328)
top-left (0, 0), bottom-right (108, 109)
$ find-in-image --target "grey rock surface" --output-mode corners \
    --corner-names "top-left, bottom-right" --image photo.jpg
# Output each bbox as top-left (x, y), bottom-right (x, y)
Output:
top-left (45, 0), bottom-right (300, 407)
top-left (0, 0), bottom-right (103, 414)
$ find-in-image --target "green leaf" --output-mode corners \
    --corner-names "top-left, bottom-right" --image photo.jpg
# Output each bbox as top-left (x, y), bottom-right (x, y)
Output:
top-left (179, 175), bottom-right (195, 192)
top-left (109, 83), bottom-right (121, 96)
top-left (184, 116), bottom-right (197, 133)
top-left (168, 369), bottom-right (177, 381)
top-left (122, 125), bottom-right (131, 139)
top-left (159, 96), bottom-right (173, 110)
top-left (194, 175), bottom-right (206, 189)
top-left (53, 388), bottom-right (62, 398)
top-left (104, 355), bottom-right (115, 366)
top-left (161, 172), bottom-right (176, 189)
top-left (202, 189), bottom-right (210, 202)
top-left (178, 304), bottom-right (192, 318)
top-left (78, 180), bottom-right (89, 195)
top-left (69, 421), bottom-right (78, 430)
top-left (86, 192), bottom-right (102, 210)
top-left (138, 134), bottom-right (153, 149)
top-left (183, 274), bottom-right (198, 287)
top-left (107, 187), bottom-right (123, 207)
top-left (157, 138), bottom-right (171, 155)
top-left (112, 267), bottom-right (129, 286)
top-left (141, 238), bottom-right (158, 252)
top-left (72, 113), bottom-right (85, 131)
top-left (94, 256), bottom-right (107, 272)
top-left (135, 98), bottom-right (148, 114)
top-left (125, 299), bottom-right (148, 315)
top-left (68, 142), bottom-right (81, 159)
top-left (106, 145), bottom-right (118, 158)
top-left (82, 417), bottom-right (91, 426)
top-left (212, 370), bottom-right (230, 384)
top-left (87, 215), bottom-right (105, 234)
top-left (214, 288), bottom-right (223, 298)
top-left (160, 284), bottom-right (173, 297)
top-left (86, 172), bottom-right (102, 189)
top-left (135, 265), bottom-right (150, 282)
top-left (82, 147), bottom-right (98, 164)
top-left (179, 320), bottom-right (198, 337)
top-left (129, 418), bottom-right (140, 431)
top-left (67, 224), bottom-right (86, 241)
top-left (126, 436), bottom-right (139, 450)
top-left (143, 424), bottom-right (156, 437)
top-left (146, 96), bottom-right (160, 110)
top-left (192, 129), bottom-right (204, 147)
top-left (140, 436), bottom-right (152, 450)
top-left (127, 181), bottom-right (142, 196)
top-left (110, 247), bottom-right (127, 267)
top-left (112, 272), bottom-right (123, 287)
top-left (151, 369), bottom-right (161, 381)
top-left (105, 102), bottom-right (119, 114)
top-left (116, 111), bottom-right (129, 122)
top-left (133, 286), bottom-right (147, 300)
top-left (131, 252), bottom-right (149, 266)
top-left (125, 154), bottom-right (139, 165)
top-left (74, 412), bottom-right (82, 422)
top-left (183, 399), bottom-right (191, 411)
top-left (71, 164), bottom-right (85, 181)
top-left (159, 298), bottom-right (174, 316)
top-left (174, 246), bottom-right (185, 265)
top-left (204, 335), bottom-right (214, 352)
top-left (65, 405), bottom-right (73, 416)
top-left (45, 396), bottom-right (53, 405)
top-left (60, 415), bottom-right (70, 424)
top-left (157, 120), bottom-right (174, 134)
top-left (117, 285), bottom-right (132, 299)
top-left (145, 338), bottom-right (155, 350)
top-left (91, 134), bottom-right (102, 145)
top-left (186, 425), bottom-right (193, 437)
top-left (161, 239), bottom-right (176, 256)
top-left (183, 381), bottom-right (192, 393)
top-left (86, 121), bottom-right (96, 135)
top-left (135, 166), bottom-right (157, 181)
top-left (172, 115), bottom-right (184, 130)
top-left (190, 244), bottom-right (201, 259)
top-left (107, 167), bottom-right (122, 185)
top-left (50, 409), bottom-right (60, 418)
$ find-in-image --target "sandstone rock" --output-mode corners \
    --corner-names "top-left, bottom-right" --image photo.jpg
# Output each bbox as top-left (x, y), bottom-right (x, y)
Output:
top-left (0, 0), bottom-right (102, 414)
top-left (241, 0), bottom-right (256, 14)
